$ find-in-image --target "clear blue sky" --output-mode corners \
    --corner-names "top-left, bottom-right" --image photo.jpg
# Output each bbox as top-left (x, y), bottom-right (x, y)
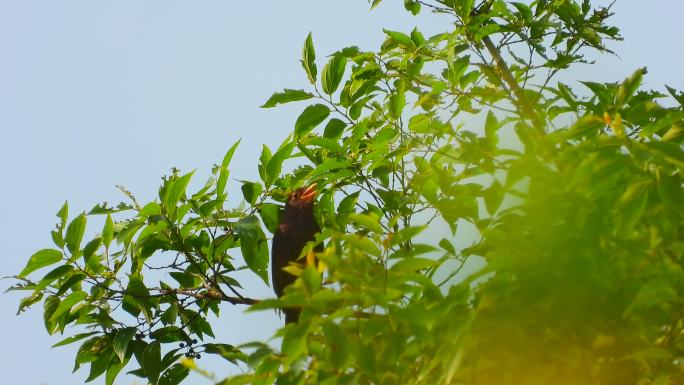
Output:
top-left (1, 1), bottom-right (682, 384)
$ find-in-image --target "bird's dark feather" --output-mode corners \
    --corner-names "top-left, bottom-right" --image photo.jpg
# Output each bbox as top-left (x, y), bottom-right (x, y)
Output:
top-left (270, 186), bottom-right (322, 324)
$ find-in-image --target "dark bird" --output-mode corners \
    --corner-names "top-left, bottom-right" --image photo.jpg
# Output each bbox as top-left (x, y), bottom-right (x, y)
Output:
top-left (271, 184), bottom-right (323, 324)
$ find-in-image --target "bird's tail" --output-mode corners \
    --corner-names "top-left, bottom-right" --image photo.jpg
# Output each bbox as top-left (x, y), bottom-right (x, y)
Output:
top-left (284, 308), bottom-right (300, 324)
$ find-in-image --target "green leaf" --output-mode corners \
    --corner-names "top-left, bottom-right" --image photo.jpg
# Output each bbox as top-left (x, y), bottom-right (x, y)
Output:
top-left (439, 238), bottom-right (456, 255)
top-left (65, 213), bottom-right (87, 255)
top-left (161, 303), bottom-right (179, 325)
top-left (302, 32), bottom-right (317, 84)
top-left (150, 326), bottom-right (187, 343)
top-left (485, 110), bottom-right (500, 143)
top-left (266, 141), bottom-right (296, 186)
top-left (295, 104), bottom-right (330, 137)
top-left (19, 249), bottom-right (63, 278)
top-left (52, 331), bottom-right (98, 348)
top-left (567, 115), bottom-right (605, 139)
top-left (338, 191), bottom-right (359, 216)
top-left (665, 85), bottom-right (684, 106)
top-left (390, 257), bottom-right (436, 272)
top-left (204, 344), bottom-right (247, 365)
top-left (321, 55), bottom-right (348, 95)
top-left (158, 364), bottom-right (189, 385)
top-left (261, 89), bottom-right (314, 108)
top-left (258, 144), bottom-right (272, 182)
top-left (389, 90), bottom-right (405, 119)
top-left (306, 158), bottom-right (351, 181)
top-left (169, 272), bottom-right (199, 288)
top-left (258, 203), bottom-right (281, 234)
top-left (511, 2), bottom-right (533, 20)
top-left (323, 118), bottom-right (347, 139)
top-left (473, 23), bottom-right (500, 42)
top-left (383, 29), bottom-right (414, 47)
top-left (57, 200), bottom-right (69, 230)
top-left (338, 234), bottom-right (381, 256)
top-left (483, 180), bottom-right (505, 215)
top-left (17, 291), bottom-right (43, 315)
top-left (408, 113), bottom-right (446, 134)
top-left (49, 290), bottom-right (87, 321)
top-left (323, 321), bottom-right (349, 369)
top-left (241, 181), bottom-right (263, 206)
top-left (35, 264), bottom-right (74, 291)
top-left (86, 352), bottom-right (111, 382)
top-left (113, 327), bottom-right (137, 362)
top-left (282, 322), bottom-right (309, 364)
top-left (163, 171), bottom-right (195, 219)
top-left (404, 0), bottom-right (421, 15)
top-left (301, 265), bottom-right (321, 296)
top-left (43, 295), bottom-right (60, 333)
top-left (348, 213), bottom-right (383, 233)
top-left (102, 214), bottom-right (114, 249)
top-left (217, 140), bottom-right (241, 199)
top-left (55, 273), bottom-right (85, 297)
top-left (448, 56), bottom-right (470, 85)
top-left (83, 237), bottom-right (102, 272)
top-left (105, 360), bottom-right (127, 385)
top-left (143, 342), bottom-right (162, 385)
top-left (236, 215), bottom-right (269, 284)
top-left (616, 67), bottom-right (647, 108)
top-left (389, 225), bottom-right (427, 247)
top-left (581, 81), bottom-right (611, 107)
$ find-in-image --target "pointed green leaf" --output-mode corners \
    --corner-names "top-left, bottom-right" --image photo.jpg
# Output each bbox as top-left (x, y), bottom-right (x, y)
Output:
top-left (57, 201), bottom-right (69, 230)
top-left (348, 213), bottom-right (383, 233)
top-left (258, 203), bottom-right (281, 234)
top-left (217, 140), bottom-right (241, 198)
top-left (321, 55), bottom-right (347, 95)
top-left (35, 264), bottom-right (74, 291)
top-left (65, 213), bottom-right (87, 255)
top-left (266, 141), bottom-right (296, 186)
top-left (261, 89), bottom-right (314, 108)
top-left (616, 67), bottom-right (647, 108)
top-left (383, 29), bottom-right (413, 47)
top-left (49, 290), bottom-right (87, 321)
top-left (323, 118), bottom-right (347, 139)
top-left (102, 214), bottom-right (114, 249)
top-left (235, 215), bottom-right (269, 284)
top-left (404, 0), bottom-right (421, 15)
top-left (295, 104), bottom-right (330, 137)
top-left (301, 32), bottom-right (317, 84)
top-left (163, 171), bottom-right (195, 219)
top-left (151, 326), bottom-right (187, 343)
top-left (158, 364), bottom-right (189, 385)
top-left (19, 249), bottom-right (63, 278)
top-left (143, 342), bottom-right (162, 385)
top-left (389, 90), bottom-right (405, 119)
top-left (113, 327), bottom-right (138, 362)
top-left (241, 181), bottom-right (263, 205)
top-left (105, 360), bottom-right (127, 385)
top-left (282, 323), bottom-right (309, 364)
top-left (43, 295), bottom-right (60, 334)
top-left (390, 257), bottom-right (436, 272)
top-left (52, 332), bottom-right (99, 348)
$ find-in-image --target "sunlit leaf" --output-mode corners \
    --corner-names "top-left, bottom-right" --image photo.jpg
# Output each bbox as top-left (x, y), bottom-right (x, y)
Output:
top-left (19, 249), bottom-right (63, 278)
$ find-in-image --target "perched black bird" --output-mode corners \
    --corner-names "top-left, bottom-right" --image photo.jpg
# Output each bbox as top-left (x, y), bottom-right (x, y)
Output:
top-left (271, 185), bottom-right (323, 324)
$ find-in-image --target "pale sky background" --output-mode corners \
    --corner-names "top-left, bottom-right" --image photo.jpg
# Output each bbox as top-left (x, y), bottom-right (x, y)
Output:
top-left (0, 1), bottom-right (682, 384)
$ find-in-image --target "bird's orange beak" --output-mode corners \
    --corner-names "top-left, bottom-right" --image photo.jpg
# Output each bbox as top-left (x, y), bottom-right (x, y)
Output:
top-left (299, 184), bottom-right (318, 203)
